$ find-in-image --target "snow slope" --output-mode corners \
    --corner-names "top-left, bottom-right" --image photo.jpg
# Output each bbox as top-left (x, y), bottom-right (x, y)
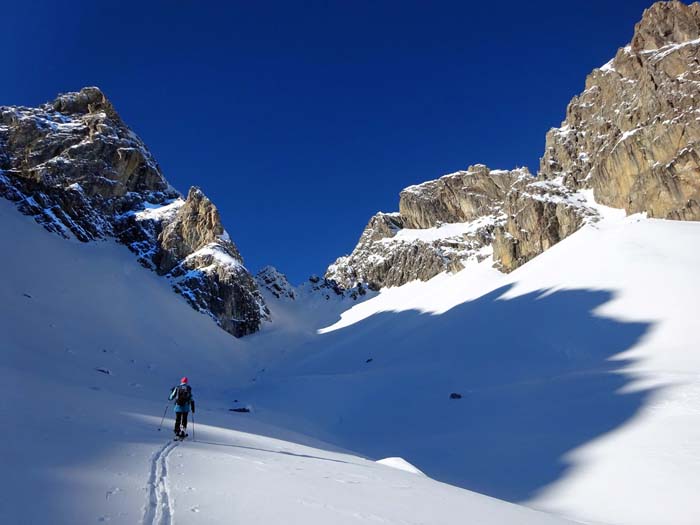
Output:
top-left (0, 198), bottom-right (574, 524)
top-left (238, 200), bottom-right (700, 525)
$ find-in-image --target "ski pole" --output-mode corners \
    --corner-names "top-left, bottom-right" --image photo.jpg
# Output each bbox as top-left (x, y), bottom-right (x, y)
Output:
top-left (157, 403), bottom-right (170, 431)
top-left (191, 412), bottom-right (195, 441)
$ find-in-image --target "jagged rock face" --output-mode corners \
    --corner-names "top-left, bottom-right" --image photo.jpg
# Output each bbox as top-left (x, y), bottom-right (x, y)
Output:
top-left (328, 3), bottom-right (700, 283)
top-left (399, 165), bottom-right (523, 229)
top-left (631, 0), bottom-right (700, 51)
top-left (256, 266), bottom-right (297, 300)
top-left (540, 0), bottom-right (700, 220)
top-left (1, 86), bottom-right (167, 201)
top-left (0, 87), bottom-right (174, 241)
top-left (0, 87), bottom-right (268, 337)
top-left (255, 265), bottom-right (369, 303)
top-left (304, 274), bottom-right (369, 301)
top-left (169, 248), bottom-right (269, 338)
top-left (492, 180), bottom-right (596, 272)
top-left (326, 166), bottom-right (533, 289)
top-left (327, 241), bottom-right (467, 291)
top-left (155, 187), bottom-right (237, 273)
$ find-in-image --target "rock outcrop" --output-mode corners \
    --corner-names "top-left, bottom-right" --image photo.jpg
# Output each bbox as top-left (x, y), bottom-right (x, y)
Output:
top-left (324, 165), bottom-right (562, 288)
top-left (256, 265), bottom-right (370, 302)
top-left (540, 0), bottom-right (700, 220)
top-left (330, 2), bottom-right (700, 283)
top-left (399, 165), bottom-right (522, 228)
top-left (492, 179), bottom-right (596, 271)
top-left (256, 266), bottom-right (297, 300)
top-left (0, 87), bottom-right (268, 337)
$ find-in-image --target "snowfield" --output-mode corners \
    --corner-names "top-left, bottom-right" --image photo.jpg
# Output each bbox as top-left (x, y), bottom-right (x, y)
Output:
top-left (0, 199), bottom-right (574, 524)
top-left (3, 191), bottom-right (700, 524)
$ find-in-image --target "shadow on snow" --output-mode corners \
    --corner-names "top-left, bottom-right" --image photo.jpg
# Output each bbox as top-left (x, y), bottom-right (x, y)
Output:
top-left (244, 284), bottom-right (654, 502)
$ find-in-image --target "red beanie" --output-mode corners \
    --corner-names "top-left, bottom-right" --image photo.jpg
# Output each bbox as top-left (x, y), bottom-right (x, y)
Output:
top-left (181, 376), bottom-right (188, 384)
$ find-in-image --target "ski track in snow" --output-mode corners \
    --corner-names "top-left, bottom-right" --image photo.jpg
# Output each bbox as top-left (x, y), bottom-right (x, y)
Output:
top-left (143, 441), bottom-right (178, 525)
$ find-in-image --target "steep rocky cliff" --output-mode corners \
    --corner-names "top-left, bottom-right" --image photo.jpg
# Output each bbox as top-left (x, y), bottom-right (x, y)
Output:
top-left (0, 87), bottom-right (268, 337)
top-left (329, 1), bottom-right (700, 284)
top-left (324, 165), bottom-right (575, 289)
top-left (540, 0), bottom-right (700, 220)
top-left (496, 0), bottom-right (700, 271)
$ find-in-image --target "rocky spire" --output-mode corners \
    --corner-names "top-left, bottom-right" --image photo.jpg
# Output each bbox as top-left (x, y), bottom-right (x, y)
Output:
top-left (631, 0), bottom-right (700, 51)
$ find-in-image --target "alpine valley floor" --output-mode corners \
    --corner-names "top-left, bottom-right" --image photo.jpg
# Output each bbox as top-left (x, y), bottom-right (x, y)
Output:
top-left (3, 192), bottom-right (700, 524)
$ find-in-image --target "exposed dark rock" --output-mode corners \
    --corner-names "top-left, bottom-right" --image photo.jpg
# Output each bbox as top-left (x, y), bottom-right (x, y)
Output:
top-left (256, 266), bottom-right (297, 300)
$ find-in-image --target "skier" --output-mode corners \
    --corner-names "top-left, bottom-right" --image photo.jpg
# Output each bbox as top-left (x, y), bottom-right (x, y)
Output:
top-left (169, 376), bottom-right (195, 438)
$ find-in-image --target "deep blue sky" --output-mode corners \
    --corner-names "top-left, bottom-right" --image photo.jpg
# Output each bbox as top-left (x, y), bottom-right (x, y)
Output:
top-left (2, 0), bottom-right (654, 283)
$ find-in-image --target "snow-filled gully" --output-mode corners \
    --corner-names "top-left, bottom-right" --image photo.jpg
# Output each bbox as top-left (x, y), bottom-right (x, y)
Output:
top-left (143, 441), bottom-right (179, 525)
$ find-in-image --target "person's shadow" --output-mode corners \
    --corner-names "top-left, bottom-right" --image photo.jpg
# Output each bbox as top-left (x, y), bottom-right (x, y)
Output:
top-left (247, 284), bottom-right (654, 502)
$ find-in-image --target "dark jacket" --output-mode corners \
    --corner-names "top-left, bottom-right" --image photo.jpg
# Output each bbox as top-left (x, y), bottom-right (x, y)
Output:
top-left (169, 383), bottom-right (195, 414)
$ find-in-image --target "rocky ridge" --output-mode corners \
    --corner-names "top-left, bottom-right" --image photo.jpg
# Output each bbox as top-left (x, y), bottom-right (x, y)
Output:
top-left (326, 165), bottom-right (594, 288)
top-left (327, 1), bottom-right (700, 285)
top-left (0, 87), bottom-right (268, 337)
top-left (539, 0), bottom-right (700, 221)
top-left (256, 265), bottom-right (370, 302)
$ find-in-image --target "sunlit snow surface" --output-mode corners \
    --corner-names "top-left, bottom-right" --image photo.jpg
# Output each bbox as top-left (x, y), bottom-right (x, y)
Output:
top-left (3, 191), bottom-right (700, 524)
top-left (1, 199), bottom-right (573, 524)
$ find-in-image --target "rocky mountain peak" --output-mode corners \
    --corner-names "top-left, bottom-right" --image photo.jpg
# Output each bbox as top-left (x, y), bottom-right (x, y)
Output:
top-left (631, 1), bottom-right (700, 51)
top-left (51, 86), bottom-right (120, 121)
top-left (0, 86), bottom-right (167, 202)
top-left (326, 1), bottom-right (700, 285)
top-left (256, 266), bottom-right (297, 300)
top-left (0, 87), bottom-right (268, 337)
top-left (539, 0), bottom-right (700, 222)
top-left (155, 186), bottom-right (238, 274)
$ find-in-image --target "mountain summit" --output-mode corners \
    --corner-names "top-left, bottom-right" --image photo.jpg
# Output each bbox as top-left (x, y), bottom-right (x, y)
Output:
top-left (0, 87), bottom-right (268, 337)
top-left (327, 0), bottom-right (700, 288)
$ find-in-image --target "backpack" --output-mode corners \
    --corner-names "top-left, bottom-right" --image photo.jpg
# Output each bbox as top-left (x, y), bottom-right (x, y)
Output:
top-left (174, 384), bottom-right (192, 406)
